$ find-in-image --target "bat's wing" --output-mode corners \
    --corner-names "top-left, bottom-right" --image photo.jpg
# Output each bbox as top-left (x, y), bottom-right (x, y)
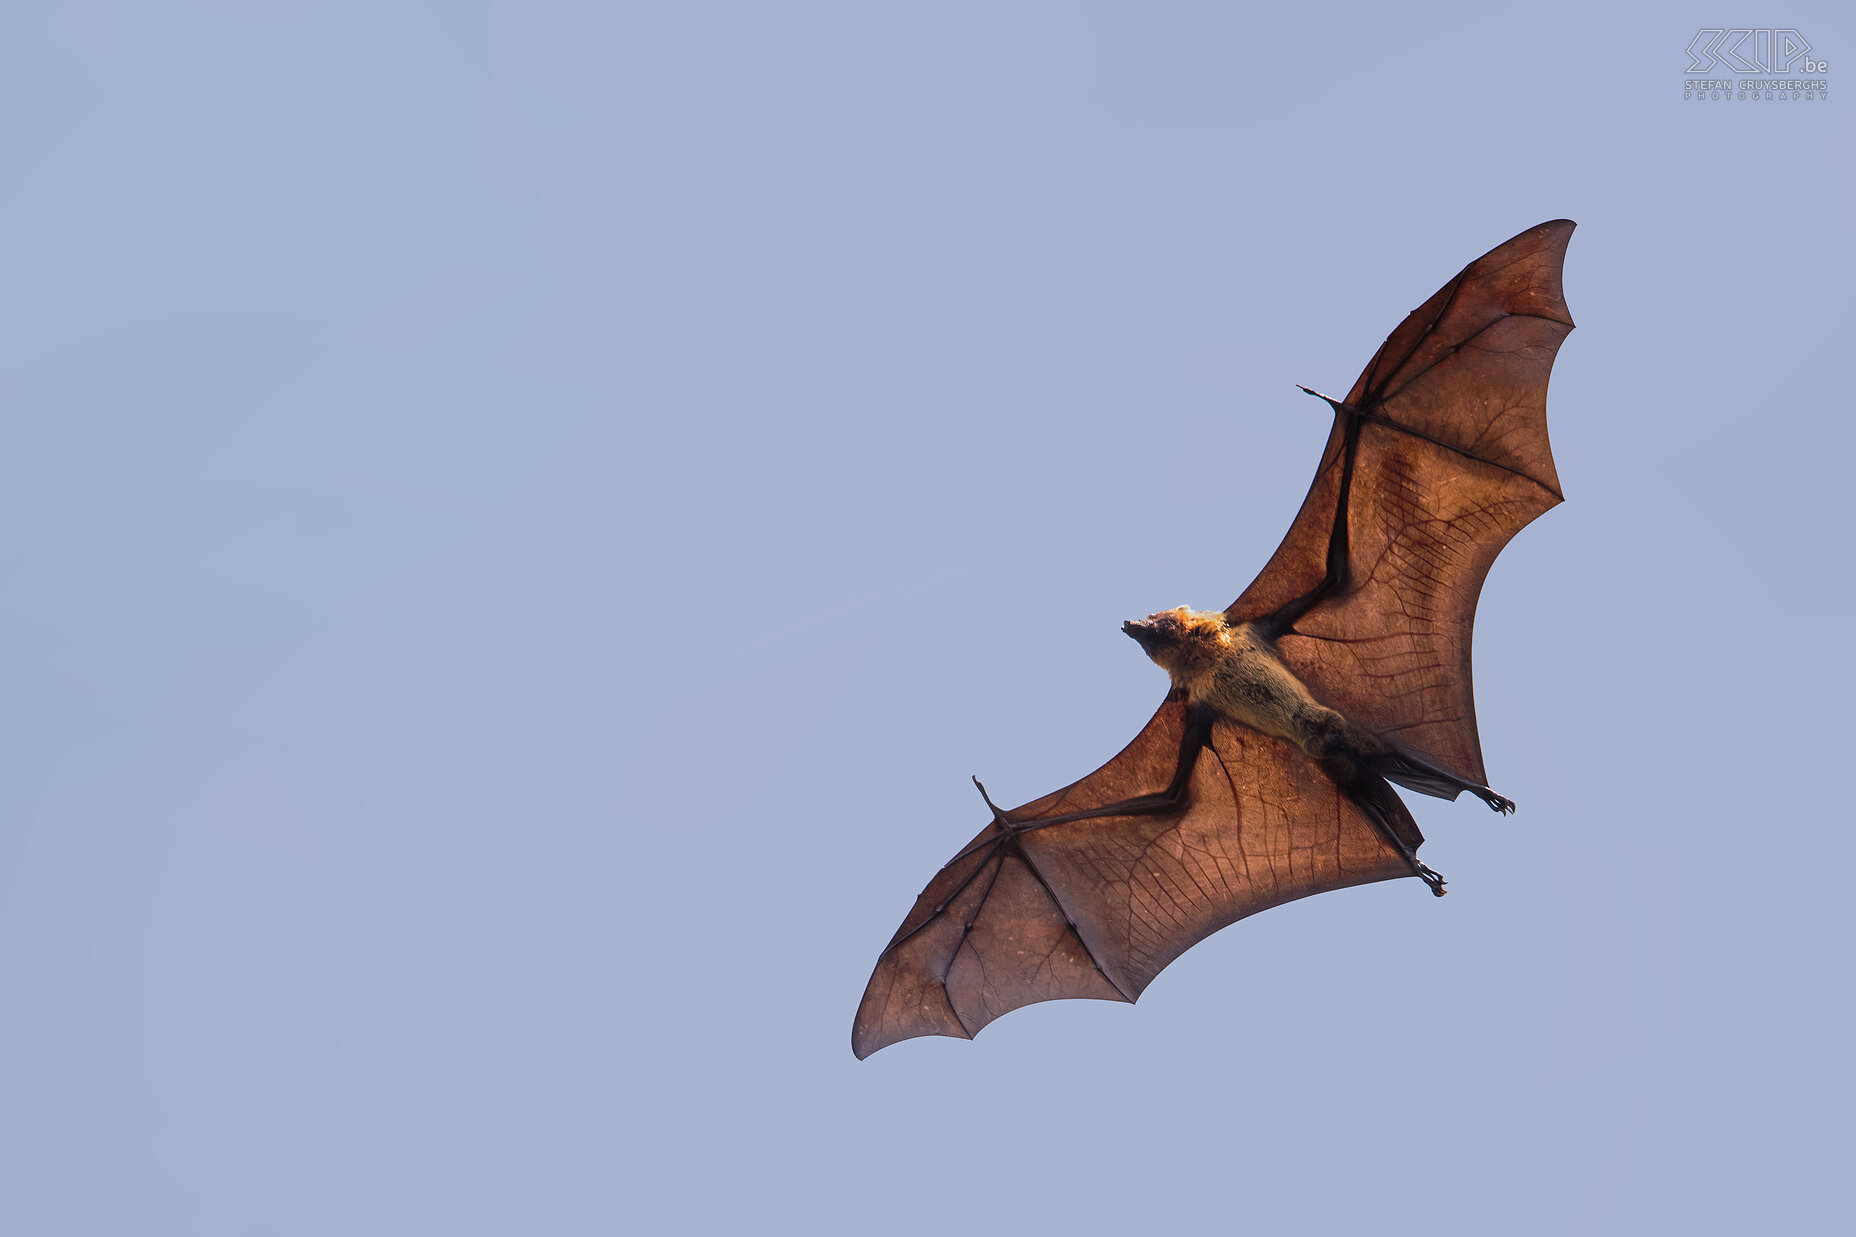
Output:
top-left (1227, 220), bottom-right (1575, 787)
top-left (852, 700), bottom-right (1412, 1058)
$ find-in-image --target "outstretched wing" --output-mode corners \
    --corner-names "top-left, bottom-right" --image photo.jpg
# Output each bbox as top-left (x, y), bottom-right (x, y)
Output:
top-left (1227, 220), bottom-right (1575, 787)
top-left (852, 700), bottom-right (1412, 1058)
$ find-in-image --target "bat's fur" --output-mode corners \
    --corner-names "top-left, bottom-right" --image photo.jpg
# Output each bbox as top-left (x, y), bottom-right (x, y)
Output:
top-left (1124, 607), bottom-right (1382, 775)
top-left (1113, 601), bottom-right (1403, 783)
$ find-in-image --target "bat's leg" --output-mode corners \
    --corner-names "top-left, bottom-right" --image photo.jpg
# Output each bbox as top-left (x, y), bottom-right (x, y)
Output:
top-left (1381, 749), bottom-right (1516, 814)
top-left (1344, 777), bottom-right (1448, 897)
top-left (1351, 798), bottom-right (1447, 895)
top-left (1356, 814), bottom-right (1447, 897)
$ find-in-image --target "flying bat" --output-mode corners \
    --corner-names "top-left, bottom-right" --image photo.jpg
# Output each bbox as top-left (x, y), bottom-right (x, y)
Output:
top-left (853, 220), bottom-right (1576, 1059)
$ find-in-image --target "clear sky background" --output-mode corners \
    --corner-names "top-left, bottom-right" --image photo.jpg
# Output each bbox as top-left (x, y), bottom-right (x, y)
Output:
top-left (3, 3), bottom-right (1851, 1234)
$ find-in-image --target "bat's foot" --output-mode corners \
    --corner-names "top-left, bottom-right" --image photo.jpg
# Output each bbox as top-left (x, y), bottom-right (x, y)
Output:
top-left (1479, 789), bottom-right (1516, 815)
top-left (1416, 861), bottom-right (1447, 897)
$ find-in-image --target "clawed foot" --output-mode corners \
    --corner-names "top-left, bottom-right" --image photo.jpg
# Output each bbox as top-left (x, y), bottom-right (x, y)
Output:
top-left (1481, 789), bottom-right (1516, 815)
top-left (1416, 861), bottom-right (1448, 897)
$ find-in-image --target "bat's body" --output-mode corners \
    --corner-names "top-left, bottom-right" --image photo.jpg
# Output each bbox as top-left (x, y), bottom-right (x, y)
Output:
top-left (1128, 607), bottom-right (1405, 785)
top-left (1137, 610), bottom-right (1338, 751)
top-left (1123, 605), bottom-right (1511, 888)
top-left (855, 221), bottom-right (1576, 1059)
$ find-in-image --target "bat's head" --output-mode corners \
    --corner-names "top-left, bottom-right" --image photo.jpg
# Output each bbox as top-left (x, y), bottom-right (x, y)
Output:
top-left (1122, 607), bottom-right (1230, 683)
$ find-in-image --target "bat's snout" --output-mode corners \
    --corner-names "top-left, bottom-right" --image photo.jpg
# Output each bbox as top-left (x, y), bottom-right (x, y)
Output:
top-left (1122, 619), bottom-right (1158, 651)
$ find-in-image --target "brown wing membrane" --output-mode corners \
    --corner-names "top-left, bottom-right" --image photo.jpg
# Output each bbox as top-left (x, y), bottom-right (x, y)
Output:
top-left (1227, 220), bottom-right (1574, 786)
top-left (852, 700), bottom-right (1412, 1058)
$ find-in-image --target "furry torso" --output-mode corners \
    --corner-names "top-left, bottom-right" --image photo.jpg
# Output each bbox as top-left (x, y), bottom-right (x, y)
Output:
top-left (1182, 622), bottom-right (1340, 752)
top-left (1128, 607), bottom-right (1387, 769)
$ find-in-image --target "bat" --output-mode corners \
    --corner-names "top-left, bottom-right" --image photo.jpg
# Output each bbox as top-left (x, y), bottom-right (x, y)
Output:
top-left (852, 220), bottom-right (1576, 1059)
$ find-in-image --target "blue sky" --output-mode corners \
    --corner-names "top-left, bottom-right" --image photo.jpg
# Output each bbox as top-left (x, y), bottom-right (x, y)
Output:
top-left (2, 3), bottom-right (1850, 1233)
